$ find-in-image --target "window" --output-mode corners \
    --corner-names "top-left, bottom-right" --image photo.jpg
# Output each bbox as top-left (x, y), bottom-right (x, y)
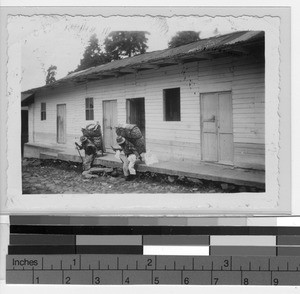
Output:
top-left (85, 97), bottom-right (94, 120)
top-left (163, 87), bottom-right (181, 121)
top-left (41, 102), bottom-right (46, 120)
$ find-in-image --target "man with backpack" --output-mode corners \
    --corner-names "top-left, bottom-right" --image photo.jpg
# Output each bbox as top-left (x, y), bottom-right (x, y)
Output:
top-left (116, 135), bottom-right (140, 181)
top-left (76, 136), bottom-right (97, 171)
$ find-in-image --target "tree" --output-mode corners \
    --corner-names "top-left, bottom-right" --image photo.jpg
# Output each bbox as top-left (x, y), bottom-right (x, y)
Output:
top-left (104, 31), bottom-right (149, 60)
top-left (45, 65), bottom-right (57, 84)
top-left (168, 31), bottom-right (201, 48)
top-left (74, 34), bottom-right (111, 73)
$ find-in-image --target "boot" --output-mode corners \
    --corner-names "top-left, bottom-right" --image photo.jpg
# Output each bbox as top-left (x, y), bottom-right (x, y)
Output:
top-left (125, 175), bottom-right (135, 181)
top-left (111, 169), bottom-right (119, 177)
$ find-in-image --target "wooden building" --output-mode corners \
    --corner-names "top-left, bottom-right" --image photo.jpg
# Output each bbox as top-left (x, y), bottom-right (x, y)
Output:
top-left (22, 31), bottom-right (265, 170)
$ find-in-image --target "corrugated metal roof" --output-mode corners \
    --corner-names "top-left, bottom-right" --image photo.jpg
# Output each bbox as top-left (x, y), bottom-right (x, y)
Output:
top-left (23, 30), bottom-right (264, 94)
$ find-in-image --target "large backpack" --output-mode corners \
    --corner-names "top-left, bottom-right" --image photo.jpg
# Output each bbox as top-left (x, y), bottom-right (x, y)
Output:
top-left (115, 123), bottom-right (142, 139)
top-left (81, 123), bottom-right (105, 153)
top-left (116, 124), bottom-right (146, 154)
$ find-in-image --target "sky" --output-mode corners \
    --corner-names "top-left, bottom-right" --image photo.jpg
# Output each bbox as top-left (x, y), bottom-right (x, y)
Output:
top-left (6, 14), bottom-right (275, 91)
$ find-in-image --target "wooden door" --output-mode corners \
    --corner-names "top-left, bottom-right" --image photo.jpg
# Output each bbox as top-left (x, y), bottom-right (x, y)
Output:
top-left (126, 98), bottom-right (145, 139)
top-left (218, 92), bottom-right (233, 164)
top-left (201, 93), bottom-right (218, 162)
top-left (200, 92), bottom-right (233, 164)
top-left (57, 104), bottom-right (66, 144)
top-left (103, 100), bottom-right (118, 150)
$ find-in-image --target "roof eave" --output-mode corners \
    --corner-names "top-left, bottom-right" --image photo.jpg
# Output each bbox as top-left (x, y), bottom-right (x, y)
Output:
top-left (21, 31), bottom-right (264, 95)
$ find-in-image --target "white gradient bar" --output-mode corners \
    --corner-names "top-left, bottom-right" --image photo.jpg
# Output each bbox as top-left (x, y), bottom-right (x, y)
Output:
top-left (210, 236), bottom-right (276, 246)
top-left (246, 217), bottom-right (277, 226)
top-left (277, 217), bottom-right (300, 226)
top-left (143, 246), bottom-right (209, 256)
top-left (0, 216), bottom-right (9, 223)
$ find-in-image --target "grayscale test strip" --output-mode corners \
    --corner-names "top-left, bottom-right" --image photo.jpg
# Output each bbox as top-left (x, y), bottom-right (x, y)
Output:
top-left (6, 255), bottom-right (300, 285)
top-left (7, 224), bottom-right (300, 285)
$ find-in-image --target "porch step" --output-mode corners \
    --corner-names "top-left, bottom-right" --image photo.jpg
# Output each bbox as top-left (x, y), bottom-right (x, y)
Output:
top-left (57, 151), bottom-right (82, 163)
top-left (24, 143), bottom-right (265, 189)
top-left (40, 152), bottom-right (58, 160)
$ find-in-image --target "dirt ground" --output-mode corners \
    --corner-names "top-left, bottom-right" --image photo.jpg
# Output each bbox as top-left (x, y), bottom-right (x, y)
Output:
top-left (22, 158), bottom-right (262, 194)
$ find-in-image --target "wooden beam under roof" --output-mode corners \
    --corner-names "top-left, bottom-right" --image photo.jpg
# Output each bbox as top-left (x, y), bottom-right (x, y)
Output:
top-left (228, 46), bottom-right (250, 55)
top-left (151, 59), bottom-right (179, 66)
top-left (133, 63), bottom-right (160, 70)
top-left (94, 71), bottom-right (118, 78)
top-left (98, 71), bottom-right (125, 78)
top-left (86, 75), bottom-right (101, 80)
top-left (180, 52), bottom-right (214, 60)
top-left (119, 68), bottom-right (137, 73)
top-left (74, 80), bottom-right (87, 85)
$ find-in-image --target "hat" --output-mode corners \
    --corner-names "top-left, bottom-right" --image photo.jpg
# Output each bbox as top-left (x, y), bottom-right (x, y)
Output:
top-left (116, 136), bottom-right (125, 145)
top-left (80, 136), bottom-right (87, 142)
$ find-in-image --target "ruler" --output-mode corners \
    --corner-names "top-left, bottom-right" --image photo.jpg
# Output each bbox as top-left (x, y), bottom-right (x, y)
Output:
top-left (6, 254), bottom-right (300, 285)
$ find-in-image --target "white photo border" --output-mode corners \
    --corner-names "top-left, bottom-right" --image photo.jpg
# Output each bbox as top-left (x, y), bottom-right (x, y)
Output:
top-left (0, 6), bottom-right (291, 216)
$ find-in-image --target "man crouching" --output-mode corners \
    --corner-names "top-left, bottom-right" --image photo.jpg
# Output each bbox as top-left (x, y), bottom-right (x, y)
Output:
top-left (78, 136), bottom-right (97, 171)
top-left (116, 136), bottom-right (140, 181)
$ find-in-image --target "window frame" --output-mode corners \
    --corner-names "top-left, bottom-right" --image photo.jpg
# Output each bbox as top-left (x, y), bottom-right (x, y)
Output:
top-left (85, 97), bottom-right (94, 121)
top-left (41, 102), bottom-right (46, 121)
top-left (163, 87), bottom-right (181, 121)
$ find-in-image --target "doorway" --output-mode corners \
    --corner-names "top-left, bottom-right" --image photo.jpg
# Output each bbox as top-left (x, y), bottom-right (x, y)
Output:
top-left (126, 97), bottom-right (145, 139)
top-left (200, 92), bottom-right (233, 165)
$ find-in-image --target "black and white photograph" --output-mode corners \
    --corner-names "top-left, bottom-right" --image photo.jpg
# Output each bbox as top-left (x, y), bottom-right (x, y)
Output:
top-left (1, 6), bottom-right (291, 215)
top-left (19, 13), bottom-right (267, 194)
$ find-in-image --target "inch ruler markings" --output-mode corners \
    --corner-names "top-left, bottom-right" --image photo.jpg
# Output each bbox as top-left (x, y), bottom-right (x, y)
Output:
top-left (6, 254), bottom-right (300, 285)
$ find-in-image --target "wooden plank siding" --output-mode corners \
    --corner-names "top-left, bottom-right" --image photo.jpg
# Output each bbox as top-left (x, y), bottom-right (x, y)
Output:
top-left (232, 57), bottom-right (264, 169)
top-left (29, 54), bottom-right (265, 170)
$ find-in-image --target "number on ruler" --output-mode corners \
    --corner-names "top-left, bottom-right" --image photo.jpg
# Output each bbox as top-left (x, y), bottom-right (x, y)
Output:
top-left (243, 278), bottom-right (249, 285)
top-left (94, 277), bottom-right (100, 284)
top-left (214, 277), bottom-right (219, 285)
top-left (73, 259), bottom-right (76, 266)
top-left (35, 277), bottom-right (39, 284)
top-left (223, 259), bottom-right (229, 268)
top-left (147, 259), bottom-right (152, 267)
top-left (273, 278), bottom-right (279, 285)
top-left (154, 277), bottom-right (159, 284)
top-left (184, 277), bottom-right (189, 285)
top-left (65, 276), bottom-right (71, 284)
top-left (125, 277), bottom-right (130, 284)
